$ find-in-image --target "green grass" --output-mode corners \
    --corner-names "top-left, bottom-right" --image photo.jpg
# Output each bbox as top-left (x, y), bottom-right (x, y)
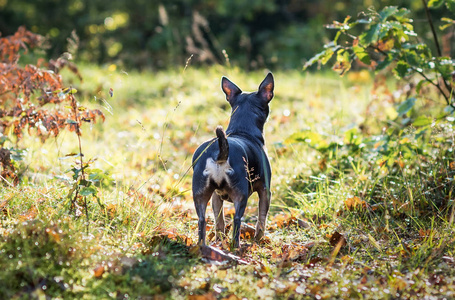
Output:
top-left (1, 65), bottom-right (455, 299)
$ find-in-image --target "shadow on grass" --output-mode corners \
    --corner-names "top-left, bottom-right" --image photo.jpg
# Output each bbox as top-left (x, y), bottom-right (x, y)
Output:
top-left (0, 220), bottom-right (199, 299)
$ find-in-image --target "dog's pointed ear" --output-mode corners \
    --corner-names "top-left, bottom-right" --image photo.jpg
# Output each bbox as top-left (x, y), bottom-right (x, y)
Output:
top-left (221, 77), bottom-right (242, 102)
top-left (257, 72), bottom-right (274, 102)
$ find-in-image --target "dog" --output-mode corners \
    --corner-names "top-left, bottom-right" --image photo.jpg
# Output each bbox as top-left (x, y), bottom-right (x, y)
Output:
top-left (192, 73), bottom-right (274, 248)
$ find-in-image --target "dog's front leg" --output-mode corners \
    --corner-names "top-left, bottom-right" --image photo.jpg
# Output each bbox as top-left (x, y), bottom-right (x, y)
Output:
top-left (194, 191), bottom-right (212, 245)
top-left (255, 187), bottom-right (271, 241)
top-left (212, 193), bottom-right (225, 240)
top-left (232, 194), bottom-right (248, 248)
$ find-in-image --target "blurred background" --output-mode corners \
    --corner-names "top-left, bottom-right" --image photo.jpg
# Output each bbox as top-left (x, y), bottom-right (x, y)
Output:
top-left (0, 0), bottom-right (448, 70)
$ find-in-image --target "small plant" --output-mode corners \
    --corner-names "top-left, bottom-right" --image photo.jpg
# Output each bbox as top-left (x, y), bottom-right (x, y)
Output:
top-left (64, 89), bottom-right (106, 229)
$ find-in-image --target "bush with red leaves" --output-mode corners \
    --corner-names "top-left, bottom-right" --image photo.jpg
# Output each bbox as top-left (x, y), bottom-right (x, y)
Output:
top-left (0, 27), bottom-right (104, 184)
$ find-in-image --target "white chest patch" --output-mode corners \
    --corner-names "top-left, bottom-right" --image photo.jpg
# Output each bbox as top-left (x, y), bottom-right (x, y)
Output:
top-left (203, 158), bottom-right (234, 185)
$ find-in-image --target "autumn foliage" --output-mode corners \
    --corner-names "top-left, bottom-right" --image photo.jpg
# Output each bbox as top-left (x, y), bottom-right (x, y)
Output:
top-left (0, 27), bottom-right (104, 183)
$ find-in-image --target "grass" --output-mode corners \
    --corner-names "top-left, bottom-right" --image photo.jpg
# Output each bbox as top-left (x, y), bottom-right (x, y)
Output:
top-left (1, 65), bottom-right (455, 299)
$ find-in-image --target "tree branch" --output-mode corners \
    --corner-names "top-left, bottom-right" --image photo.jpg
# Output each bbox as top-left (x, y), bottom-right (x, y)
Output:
top-left (422, 0), bottom-right (442, 57)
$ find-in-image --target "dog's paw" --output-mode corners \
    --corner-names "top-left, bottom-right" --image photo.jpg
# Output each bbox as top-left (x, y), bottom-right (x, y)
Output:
top-left (254, 229), bottom-right (264, 241)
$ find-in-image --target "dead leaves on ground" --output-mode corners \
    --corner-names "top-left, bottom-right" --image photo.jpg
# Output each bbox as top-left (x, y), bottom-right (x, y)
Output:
top-left (147, 228), bottom-right (194, 247)
top-left (268, 213), bottom-right (311, 231)
top-left (344, 196), bottom-right (366, 210)
top-left (328, 231), bottom-right (347, 248)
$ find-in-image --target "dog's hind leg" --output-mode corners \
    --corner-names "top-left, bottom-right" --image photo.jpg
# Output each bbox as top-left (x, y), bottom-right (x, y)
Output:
top-left (194, 190), bottom-right (213, 245)
top-left (255, 187), bottom-right (271, 241)
top-left (232, 192), bottom-right (248, 248)
top-left (211, 193), bottom-right (225, 240)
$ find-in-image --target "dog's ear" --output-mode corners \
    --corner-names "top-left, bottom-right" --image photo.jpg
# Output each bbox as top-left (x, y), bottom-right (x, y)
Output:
top-left (221, 77), bottom-right (242, 102)
top-left (257, 72), bottom-right (274, 102)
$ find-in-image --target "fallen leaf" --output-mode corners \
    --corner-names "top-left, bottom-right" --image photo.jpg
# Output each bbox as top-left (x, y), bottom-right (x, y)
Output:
top-left (306, 257), bottom-right (323, 268)
top-left (297, 218), bottom-right (311, 229)
top-left (329, 231), bottom-right (346, 247)
top-left (344, 196), bottom-right (366, 210)
top-left (45, 227), bottom-right (61, 242)
top-left (418, 228), bottom-right (432, 238)
top-left (19, 206), bottom-right (37, 221)
top-left (221, 295), bottom-right (239, 300)
top-left (154, 229), bottom-right (193, 246)
top-left (188, 292), bottom-right (216, 300)
top-left (302, 241), bottom-right (315, 248)
top-left (93, 265), bottom-right (105, 278)
top-left (240, 223), bottom-right (255, 239)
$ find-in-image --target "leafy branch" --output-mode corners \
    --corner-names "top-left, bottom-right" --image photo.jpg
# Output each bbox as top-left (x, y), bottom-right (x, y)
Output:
top-left (304, 3), bottom-right (455, 108)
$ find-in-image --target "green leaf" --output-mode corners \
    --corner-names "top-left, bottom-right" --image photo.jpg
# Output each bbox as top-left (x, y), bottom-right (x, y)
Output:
top-left (379, 6), bottom-right (398, 21)
top-left (446, 1), bottom-right (455, 13)
top-left (80, 186), bottom-right (97, 196)
top-left (394, 8), bottom-right (411, 21)
top-left (285, 131), bottom-right (328, 149)
top-left (440, 19), bottom-right (455, 31)
top-left (63, 88), bottom-right (78, 94)
top-left (428, 0), bottom-right (445, 8)
top-left (397, 97), bottom-right (416, 115)
top-left (0, 135), bottom-right (10, 145)
top-left (394, 60), bottom-right (410, 78)
top-left (353, 46), bottom-right (371, 65)
top-left (359, 23), bottom-right (380, 46)
top-left (321, 48), bottom-right (335, 65)
top-left (413, 116), bottom-right (433, 127)
top-left (344, 128), bottom-right (363, 145)
top-left (376, 52), bottom-right (397, 71)
top-left (403, 50), bottom-right (422, 68)
top-left (303, 45), bottom-right (339, 70)
top-left (416, 79), bottom-right (428, 93)
top-left (66, 119), bottom-right (78, 124)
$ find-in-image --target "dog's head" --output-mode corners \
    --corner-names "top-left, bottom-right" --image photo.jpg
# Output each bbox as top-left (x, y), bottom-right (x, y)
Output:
top-left (221, 73), bottom-right (274, 130)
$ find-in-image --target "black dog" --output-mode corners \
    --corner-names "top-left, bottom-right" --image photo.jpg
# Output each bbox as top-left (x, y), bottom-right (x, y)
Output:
top-left (192, 73), bottom-right (274, 248)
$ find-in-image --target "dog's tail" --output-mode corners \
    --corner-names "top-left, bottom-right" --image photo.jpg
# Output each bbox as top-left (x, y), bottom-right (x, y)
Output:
top-left (215, 126), bottom-right (229, 163)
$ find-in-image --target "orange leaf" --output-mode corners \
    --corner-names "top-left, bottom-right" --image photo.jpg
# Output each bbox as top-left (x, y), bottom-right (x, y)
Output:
top-left (344, 196), bottom-right (366, 210)
top-left (240, 224), bottom-right (255, 240)
top-left (188, 293), bottom-right (216, 300)
top-left (93, 265), bottom-right (105, 278)
top-left (45, 227), bottom-right (61, 242)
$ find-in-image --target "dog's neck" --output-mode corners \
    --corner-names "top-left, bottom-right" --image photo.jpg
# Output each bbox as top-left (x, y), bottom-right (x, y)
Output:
top-left (226, 102), bottom-right (268, 145)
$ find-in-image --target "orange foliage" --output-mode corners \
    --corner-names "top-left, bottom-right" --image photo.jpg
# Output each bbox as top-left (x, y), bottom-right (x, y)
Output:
top-left (0, 27), bottom-right (104, 184)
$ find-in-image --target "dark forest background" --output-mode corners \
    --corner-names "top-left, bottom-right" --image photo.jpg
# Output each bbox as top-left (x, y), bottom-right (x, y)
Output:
top-left (0, 0), bottom-right (451, 70)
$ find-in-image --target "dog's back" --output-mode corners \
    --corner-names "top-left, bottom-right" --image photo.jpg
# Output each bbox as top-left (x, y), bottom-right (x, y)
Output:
top-left (192, 131), bottom-right (271, 201)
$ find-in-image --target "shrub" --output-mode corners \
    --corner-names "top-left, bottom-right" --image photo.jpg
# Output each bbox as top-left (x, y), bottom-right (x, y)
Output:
top-left (0, 27), bottom-right (104, 184)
